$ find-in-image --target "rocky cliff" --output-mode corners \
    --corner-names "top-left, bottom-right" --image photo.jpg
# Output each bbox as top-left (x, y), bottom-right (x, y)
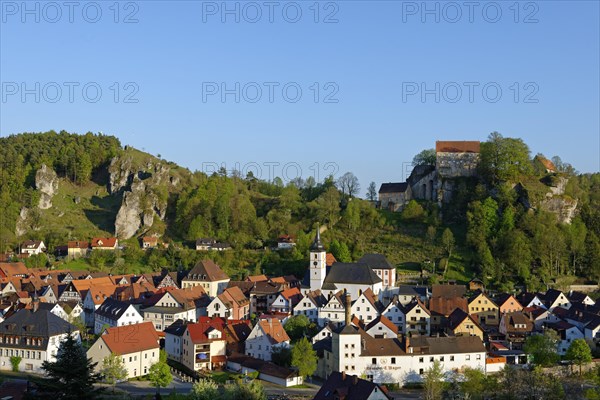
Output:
top-left (110, 151), bottom-right (183, 239)
top-left (35, 164), bottom-right (58, 209)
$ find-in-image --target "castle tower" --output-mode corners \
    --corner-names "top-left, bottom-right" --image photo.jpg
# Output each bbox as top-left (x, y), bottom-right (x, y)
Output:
top-left (309, 227), bottom-right (327, 292)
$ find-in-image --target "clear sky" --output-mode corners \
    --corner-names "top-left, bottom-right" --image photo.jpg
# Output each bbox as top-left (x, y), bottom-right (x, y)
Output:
top-left (1, 0), bottom-right (599, 195)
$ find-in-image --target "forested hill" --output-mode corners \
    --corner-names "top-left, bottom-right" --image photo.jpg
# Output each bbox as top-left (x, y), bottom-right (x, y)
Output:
top-left (0, 131), bottom-right (599, 292)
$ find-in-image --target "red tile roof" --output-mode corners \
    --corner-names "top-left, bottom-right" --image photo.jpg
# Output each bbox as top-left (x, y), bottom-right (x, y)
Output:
top-left (91, 237), bottom-right (118, 248)
top-left (436, 141), bottom-right (480, 153)
top-left (101, 322), bottom-right (160, 355)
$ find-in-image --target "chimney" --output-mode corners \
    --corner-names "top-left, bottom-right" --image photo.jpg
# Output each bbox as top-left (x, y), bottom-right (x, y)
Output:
top-left (345, 293), bottom-right (352, 326)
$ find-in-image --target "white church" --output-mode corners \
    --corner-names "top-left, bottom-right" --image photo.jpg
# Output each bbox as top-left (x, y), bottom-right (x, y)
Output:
top-left (301, 229), bottom-right (384, 299)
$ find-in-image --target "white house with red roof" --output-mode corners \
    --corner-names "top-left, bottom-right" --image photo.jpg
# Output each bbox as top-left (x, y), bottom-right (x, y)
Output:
top-left (270, 287), bottom-right (303, 314)
top-left (91, 237), bottom-right (119, 251)
top-left (87, 322), bottom-right (160, 378)
top-left (245, 319), bottom-right (290, 362)
top-left (181, 317), bottom-right (228, 371)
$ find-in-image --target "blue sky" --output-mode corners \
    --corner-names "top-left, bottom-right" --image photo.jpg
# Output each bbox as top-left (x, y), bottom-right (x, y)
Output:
top-left (1, 1), bottom-right (599, 194)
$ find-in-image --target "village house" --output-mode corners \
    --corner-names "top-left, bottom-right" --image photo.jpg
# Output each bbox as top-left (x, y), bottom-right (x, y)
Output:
top-left (87, 322), bottom-right (160, 378)
top-left (517, 293), bottom-right (546, 309)
top-left (380, 286), bottom-right (428, 307)
top-left (248, 281), bottom-right (285, 315)
top-left (20, 240), bottom-right (46, 256)
top-left (542, 289), bottom-right (572, 311)
top-left (314, 372), bottom-right (393, 400)
top-left (378, 183), bottom-right (412, 212)
top-left (207, 286), bottom-right (250, 320)
top-left (351, 289), bottom-right (381, 324)
top-left (381, 297), bottom-right (406, 331)
top-left (569, 291), bottom-right (595, 306)
top-left (358, 254), bottom-right (397, 288)
top-left (468, 291), bottom-right (499, 326)
top-left (82, 282), bottom-right (120, 327)
top-left (142, 236), bottom-right (159, 249)
top-left (320, 291), bottom-right (348, 327)
top-left (0, 262), bottom-right (29, 279)
top-left (181, 260), bottom-right (230, 297)
top-left (468, 278), bottom-right (485, 292)
top-left (142, 286), bottom-right (205, 331)
top-left (544, 321), bottom-right (585, 355)
top-left (245, 318), bottom-right (290, 362)
top-left (499, 312), bottom-right (534, 350)
top-left (293, 290), bottom-right (327, 324)
top-left (429, 296), bottom-right (468, 332)
top-left (403, 298), bottom-right (431, 336)
top-left (365, 316), bottom-right (398, 339)
top-left (0, 301), bottom-right (80, 373)
top-left (277, 235), bottom-right (296, 250)
top-left (91, 237), bottom-right (119, 251)
top-left (447, 308), bottom-right (484, 340)
top-left (94, 298), bottom-right (143, 334)
top-left (495, 294), bottom-right (523, 315)
top-left (180, 317), bottom-right (228, 371)
top-left (270, 287), bottom-right (303, 314)
top-left (67, 241), bottom-right (90, 259)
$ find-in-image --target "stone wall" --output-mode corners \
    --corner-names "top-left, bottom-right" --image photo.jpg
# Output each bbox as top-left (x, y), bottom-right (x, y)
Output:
top-left (436, 152), bottom-right (479, 179)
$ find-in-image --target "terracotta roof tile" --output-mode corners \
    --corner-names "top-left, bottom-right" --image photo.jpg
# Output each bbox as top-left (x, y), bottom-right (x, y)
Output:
top-left (436, 141), bottom-right (480, 153)
top-left (101, 322), bottom-right (159, 354)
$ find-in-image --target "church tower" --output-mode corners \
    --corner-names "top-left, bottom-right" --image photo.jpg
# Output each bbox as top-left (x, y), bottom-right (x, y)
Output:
top-left (309, 227), bottom-right (327, 292)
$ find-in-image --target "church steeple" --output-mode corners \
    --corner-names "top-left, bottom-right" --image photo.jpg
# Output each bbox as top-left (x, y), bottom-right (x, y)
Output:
top-left (310, 226), bottom-right (325, 252)
top-left (309, 226), bottom-right (327, 292)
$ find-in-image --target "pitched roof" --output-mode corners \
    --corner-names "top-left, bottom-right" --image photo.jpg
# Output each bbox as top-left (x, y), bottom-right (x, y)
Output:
top-left (379, 182), bottom-right (409, 194)
top-left (495, 293), bottom-right (523, 309)
top-left (94, 298), bottom-right (134, 321)
top-left (22, 240), bottom-right (44, 250)
top-left (409, 336), bottom-right (486, 354)
top-left (186, 317), bottom-right (227, 344)
top-left (246, 275), bottom-right (269, 283)
top-left (224, 320), bottom-right (252, 345)
top-left (326, 253), bottom-right (337, 266)
top-left (432, 284), bottom-right (466, 299)
top-left (219, 286), bottom-right (250, 308)
top-left (0, 262), bottom-right (29, 278)
top-left (280, 287), bottom-right (303, 304)
top-left (101, 322), bottom-right (159, 354)
top-left (503, 312), bottom-right (534, 333)
top-left (358, 254), bottom-right (395, 270)
top-left (447, 308), bottom-right (481, 331)
top-left (365, 315), bottom-right (398, 334)
top-left (67, 241), bottom-right (90, 249)
top-left (323, 263), bottom-right (382, 286)
top-left (568, 291), bottom-right (593, 304)
top-left (542, 289), bottom-right (566, 305)
top-left (302, 290), bottom-right (328, 308)
top-left (186, 259), bottom-right (229, 282)
top-left (314, 371), bottom-right (392, 400)
top-left (0, 308), bottom-right (75, 338)
top-left (257, 319), bottom-right (290, 345)
top-left (91, 237), bottom-right (118, 248)
top-left (435, 141), bottom-right (480, 153)
top-left (429, 296), bottom-right (468, 317)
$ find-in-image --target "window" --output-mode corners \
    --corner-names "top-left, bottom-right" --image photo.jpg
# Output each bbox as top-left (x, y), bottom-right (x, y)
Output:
top-left (440, 356), bottom-right (444, 362)
top-left (419, 369), bottom-right (424, 375)
top-left (466, 355), bottom-right (470, 360)
top-left (450, 356), bottom-right (454, 361)
top-left (372, 358), bottom-right (377, 365)
top-left (419, 357), bottom-right (424, 363)
top-left (430, 357), bottom-right (434, 362)
top-left (477, 354), bottom-right (481, 360)
top-left (391, 357), bottom-right (396, 364)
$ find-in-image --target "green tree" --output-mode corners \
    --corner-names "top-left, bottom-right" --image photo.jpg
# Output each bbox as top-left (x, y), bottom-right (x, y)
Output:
top-left (191, 379), bottom-right (219, 400)
top-left (271, 346), bottom-right (292, 367)
top-left (101, 353), bottom-right (128, 393)
top-left (440, 228), bottom-right (455, 276)
top-left (401, 200), bottom-right (425, 222)
top-left (412, 148), bottom-right (436, 166)
top-left (423, 360), bottom-right (444, 400)
top-left (459, 368), bottom-right (488, 400)
top-left (337, 172), bottom-right (361, 198)
top-left (9, 355), bottom-right (21, 372)
top-left (479, 131), bottom-right (533, 184)
top-left (30, 333), bottom-right (102, 399)
top-left (524, 330), bottom-right (560, 367)
top-left (566, 338), bottom-right (593, 376)
top-left (223, 380), bottom-right (266, 400)
top-left (148, 350), bottom-right (172, 396)
top-left (284, 314), bottom-right (311, 342)
top-left (343, 200), bottom-right (361, 231)
top-left (291, 337), bottom-right (317, 380)
top-left (329, 239), bottom-right (351, 263)
top-left (309, 187), bottom-right (341, 227)
top-left (366, 181), bottom-right (377, 202)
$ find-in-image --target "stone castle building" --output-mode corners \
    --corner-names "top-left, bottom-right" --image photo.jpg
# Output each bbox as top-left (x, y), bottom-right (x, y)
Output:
top-left (379, 141), bottom-right (480, 210)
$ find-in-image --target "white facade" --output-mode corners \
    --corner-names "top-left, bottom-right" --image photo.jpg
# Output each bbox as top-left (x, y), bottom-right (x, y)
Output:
top-left (94, 304), bottom-right (143, 335)
top-left (309, 247), bottom-right (327, 292)
top-left (352, 293), bottom-right (380, 324)
top-left (245, 324), bottom-right (290, 362)
top-left (319, 295), bottom-right (346, 327)
top-left (328, 331), bottom-right (486, 385)
top-left (0, 332), bottom-right (80, 374)
top-left (382, 301), bottom-right (405, 331)
top-left (293, 295), bottom-right (321, 324)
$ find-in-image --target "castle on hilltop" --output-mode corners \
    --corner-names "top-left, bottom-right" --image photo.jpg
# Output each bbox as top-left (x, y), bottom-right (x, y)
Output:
top-left (379, 141), bottom-right (480, 211)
